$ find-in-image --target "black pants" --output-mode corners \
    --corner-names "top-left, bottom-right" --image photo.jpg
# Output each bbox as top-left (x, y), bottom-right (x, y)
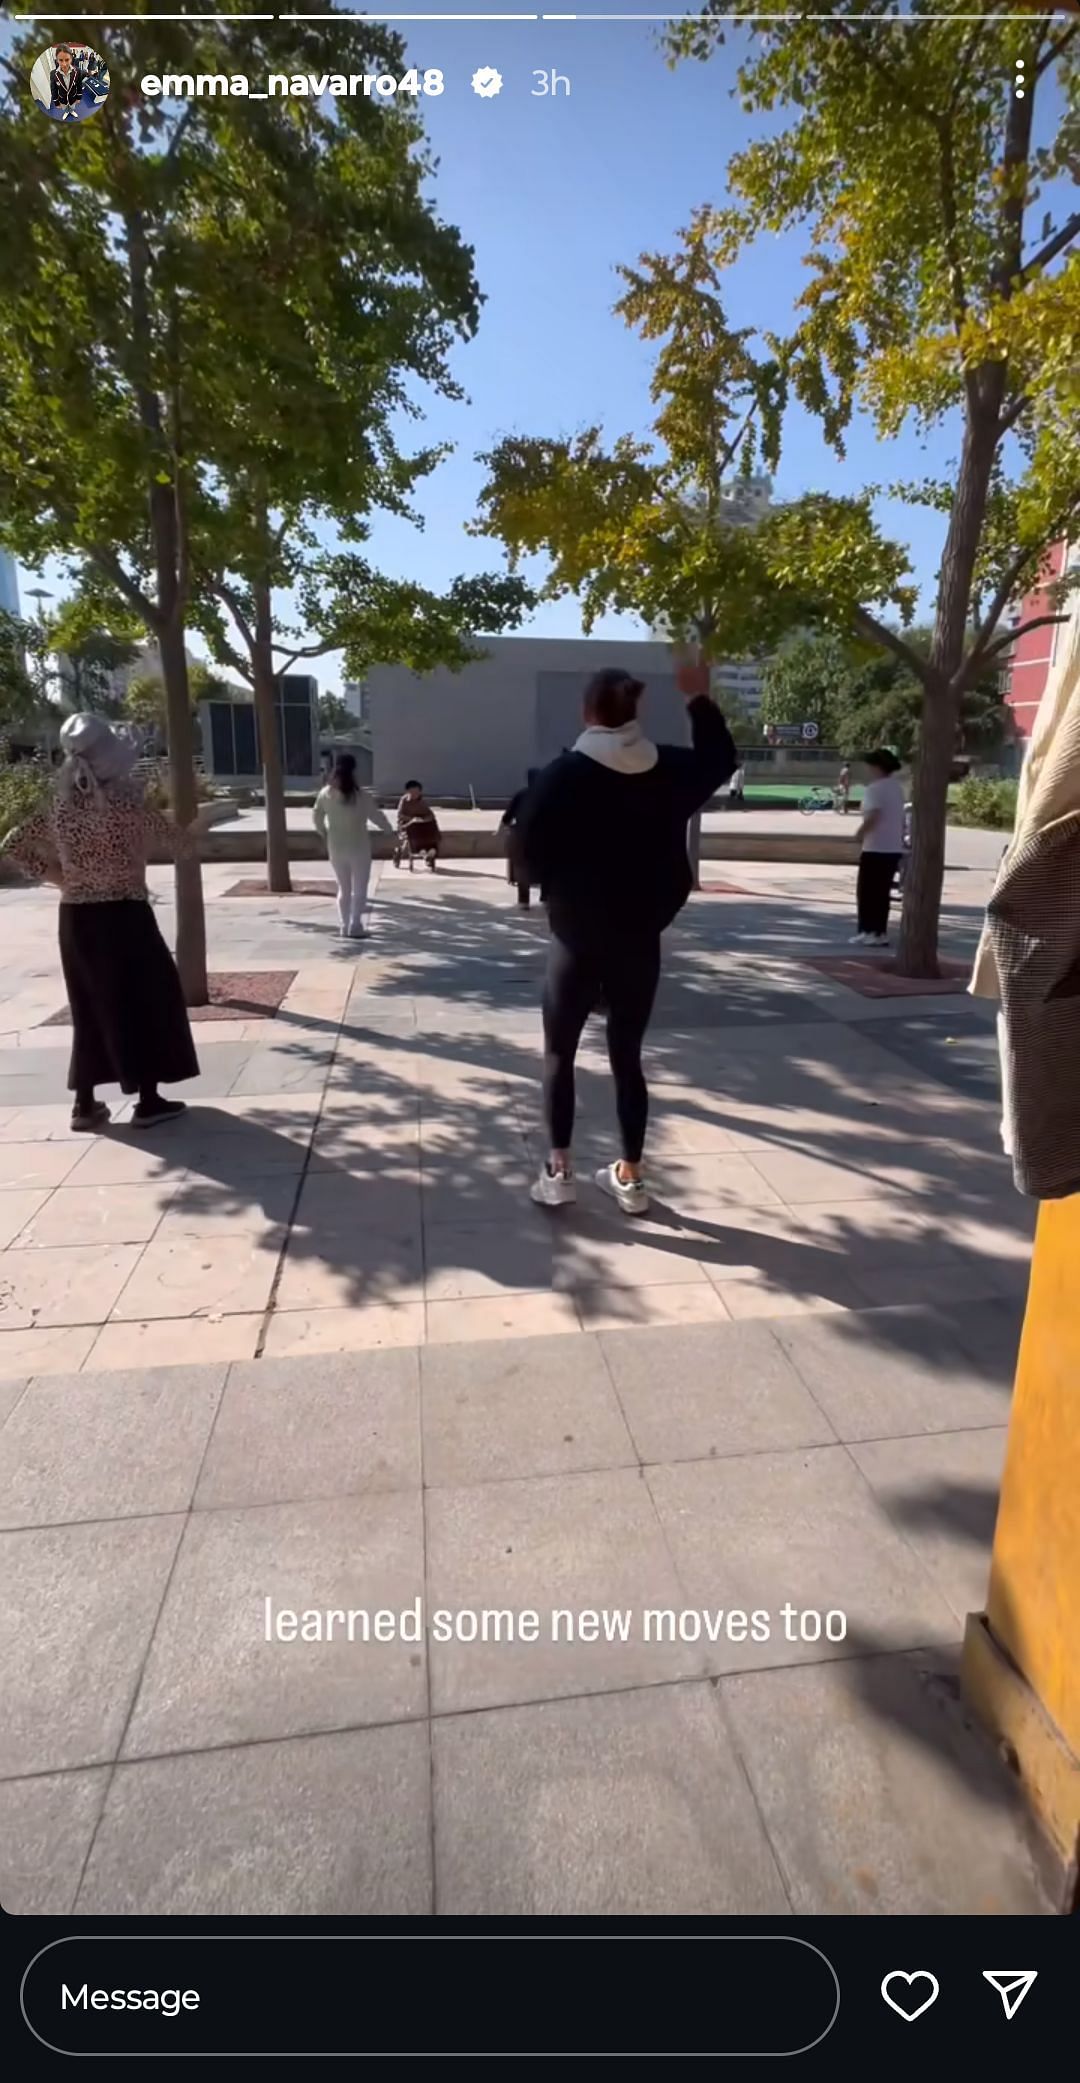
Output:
top-left (856, 852), bottom-right (901, 937)
top-left (542, 932), bottom-right (661, 1164)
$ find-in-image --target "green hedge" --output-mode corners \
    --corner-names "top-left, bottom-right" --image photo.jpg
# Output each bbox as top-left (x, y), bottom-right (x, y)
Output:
top-left (949, 777), bottom-right (1018, 831)
top-left (0, 761), bottom-right (50, 848)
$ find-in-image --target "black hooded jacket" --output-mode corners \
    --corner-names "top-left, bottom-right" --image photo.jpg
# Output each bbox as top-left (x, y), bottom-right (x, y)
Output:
top-left (518, 695), bottom-right (736, 944)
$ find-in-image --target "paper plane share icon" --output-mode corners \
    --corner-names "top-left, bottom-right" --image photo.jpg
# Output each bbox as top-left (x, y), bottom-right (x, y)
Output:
top-left (982, 1971), bottom-right (1037, 2020)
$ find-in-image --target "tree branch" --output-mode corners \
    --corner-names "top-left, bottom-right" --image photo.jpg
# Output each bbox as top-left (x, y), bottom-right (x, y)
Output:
top-left (852, 606), bottom-right (934, 690)
top-left (1020, 208), bottom-right (1080, 283)
top-left (1036, 21), bottom-right (1080, 80)
top-left (88, 545), bottom-right (159, 632)
top-left (209, 579), bottom-right (256, 660)
top-left (976, 611), bottom-right (1069, 670)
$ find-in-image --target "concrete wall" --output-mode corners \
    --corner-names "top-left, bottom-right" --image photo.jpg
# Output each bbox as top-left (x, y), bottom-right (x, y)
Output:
top-left (369, 636), bottom-right (679, 800)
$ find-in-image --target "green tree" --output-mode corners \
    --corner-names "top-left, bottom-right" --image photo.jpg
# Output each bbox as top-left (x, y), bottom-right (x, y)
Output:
top-left (762, 626), bottom-right (1012, 764)
top-left (0, 8), bottom-right (508, 974)
top-left (759, 633), bottom-right (852, 745)
top-left (318, 693), bottom-right (355, 738)
top-left (669, 2), bottom-right (1080, 973)
top-left (0, 609), bottom-right (41, 739)
top-left (473, 217), bottom-right (794, 670)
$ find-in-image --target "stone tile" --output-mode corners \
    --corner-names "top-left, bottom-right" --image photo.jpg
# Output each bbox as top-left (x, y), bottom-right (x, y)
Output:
top-left (647, 1154), bottom-right (785, 1213)
top-left (154, 1174), bottom-right (296, 1238)
top-left (0, 1378), bottom-right (27, 1429)
top-left (0, 1190), bottom-right (51, 1250)
top-left (721, 1651), bottom-right (1050, 1914)
top-left (552, 1215), bottom-right (710, 1293)
top-left (293, 1171), bottom-right (422, 1237)
top-left (183, 1092), bottom-right (323, 1135)
top-left (647, 1447), bottom-right (956, 1673)
top-left (262, 1304), bottom-right (425, 1357)
top-left (4, 1105), bottom-right (122, 1143)
top-left (110, 1236), bottom-right (281, 1322)
top-left (0, 1141), bottom-right (87, 1189)
top-left (433, 1684), bottom-right (789, 1915)
top-left (599, 1323), bottom-right (836, 1465)
top-left (575, 1283), bottom-right (731, 1332)
top-left (426, 1467), bottom-right (703, 1713)
top-left (122, 1493), bottom-right (425, 1756)
top-left (275, 1232), bottom-right (424, 1311)
top-left (0, 1244), bottom-right (143, 1330)
top-left (745, 1150), bottom-right (885, 1205)
top-left (65, 1139), bottom-right (186, 1187)
top-left (424, 1220), bottom-right (554, 1303)
top-left (0, 1325), bottom-right (98, 1379)
top-left (77, 1724), bottom-right (431, 1915)
top-left (196, 1349), bottom-right (420, 1509)
top-left (229, 1047), bottom-right (333, 1096)
top-left (773, 1307), bottom-right (1011, 1440)
top-left (929, 1296), bottom-right (1026, 1388)
top-left (1, 1515), bottom-right (184, 1775)
top-left (850, 1427), bottom-right (1006, 1623)
top-left (0, 1365), bottom-right (225, 1528)
top-left (421, 1334), bottom-right (634, 1487)
top-left (848, 1259), bottom-right (1004, 1309)
top-left (425, 1293), bottom-right (580, 1345)
top-left (11, 1184), bottom-right (175, 1249)
top-left (0, 1768), bottom-right (110, 1913)
top-left (85, 1315), bottom-right (263, 1372)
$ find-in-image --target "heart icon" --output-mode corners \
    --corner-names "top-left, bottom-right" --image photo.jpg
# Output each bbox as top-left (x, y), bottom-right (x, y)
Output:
top-left (881, 1971), bottom-right (939, 2022)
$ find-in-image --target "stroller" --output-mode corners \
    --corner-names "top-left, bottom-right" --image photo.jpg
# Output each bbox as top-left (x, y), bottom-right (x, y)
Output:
top-left (394, 797), bottom-right (440, 871)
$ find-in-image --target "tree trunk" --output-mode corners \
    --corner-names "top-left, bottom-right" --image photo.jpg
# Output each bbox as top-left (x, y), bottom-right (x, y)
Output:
top-left (157, 611), bottom-right (208, 1006)
top-left (252, 577), bottom-right (292, 895)
top-left (896, 395), bottom-right (1001, 978)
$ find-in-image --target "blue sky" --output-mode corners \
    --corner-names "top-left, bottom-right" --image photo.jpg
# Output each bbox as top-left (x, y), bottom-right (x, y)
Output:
top-left (9, 10), bottom-right (1061, 689)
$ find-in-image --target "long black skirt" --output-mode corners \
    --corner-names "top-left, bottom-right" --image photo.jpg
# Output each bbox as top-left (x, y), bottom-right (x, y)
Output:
top-left (59, 900), bottom-right (200, 1096)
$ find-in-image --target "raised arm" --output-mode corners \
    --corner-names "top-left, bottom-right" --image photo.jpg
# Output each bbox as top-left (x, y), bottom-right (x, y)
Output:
top-left (142, 800), bottom-right (195, 861)
top-left (0, 803), bottom-right (61, 885)
top-left (364, 792), bottom-right (394, 835)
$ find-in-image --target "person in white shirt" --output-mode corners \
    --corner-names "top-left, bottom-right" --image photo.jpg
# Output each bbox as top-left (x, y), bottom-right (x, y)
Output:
top-left (852, 748), bottom-right (906, 946)
top-left (313, 752), bottom-right (392, 938)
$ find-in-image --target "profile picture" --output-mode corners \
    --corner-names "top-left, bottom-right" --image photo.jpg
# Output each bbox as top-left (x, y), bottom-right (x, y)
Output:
top-left (30, 41), bottom-right (111, 124)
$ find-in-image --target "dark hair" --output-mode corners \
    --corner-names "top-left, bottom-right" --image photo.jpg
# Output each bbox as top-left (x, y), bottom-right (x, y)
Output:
top-left (866, 747), bottom-right (902, 775)
top-left (56, 42), bottom-right (74, 57)
top-left (583, 668), bottom-right (645, 730)
top-left (330, 751), bottom-right (358, 800)
top-left (403, 778), bottom-right (422, 791)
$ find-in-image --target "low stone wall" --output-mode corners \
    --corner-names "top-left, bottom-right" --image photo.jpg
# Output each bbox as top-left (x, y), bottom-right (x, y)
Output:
top-left (184, 827), bottom-right (859, 868)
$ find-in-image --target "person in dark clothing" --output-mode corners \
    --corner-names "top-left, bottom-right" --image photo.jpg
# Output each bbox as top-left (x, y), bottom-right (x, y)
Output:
top-left (500, 769), bottom-right (539, 906)
top-left (50, 44), bottom-right (85, 108)
top-left (518, 661), bottom-right (736, 1214)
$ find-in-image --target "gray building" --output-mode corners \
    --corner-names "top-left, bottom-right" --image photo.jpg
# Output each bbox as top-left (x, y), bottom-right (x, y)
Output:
top-left (369, 637), bottom-right (694, 802)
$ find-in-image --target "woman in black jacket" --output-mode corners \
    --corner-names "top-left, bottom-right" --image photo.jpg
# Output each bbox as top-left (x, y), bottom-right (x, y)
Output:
top-left (519, 661), bottom-right (735, 1214)
top-left (50, 44), bottom-right (85, 109)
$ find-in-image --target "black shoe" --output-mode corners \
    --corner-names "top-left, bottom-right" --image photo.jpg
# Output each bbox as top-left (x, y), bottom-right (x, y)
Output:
top-left (132, 1099), bottom-right (187, 1131)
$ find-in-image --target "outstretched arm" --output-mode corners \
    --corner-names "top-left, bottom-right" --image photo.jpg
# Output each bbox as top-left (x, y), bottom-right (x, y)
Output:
top-left (0, 805), bottom-right (62, 885)
top-left (365, 793), bottom-right (394, 835)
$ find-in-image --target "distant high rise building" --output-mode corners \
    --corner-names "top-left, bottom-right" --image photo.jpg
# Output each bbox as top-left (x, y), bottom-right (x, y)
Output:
top-left (717, 472), bottom-right (773, 529)
top-left (0, 551), bottom-right (19, 619)
top-left (343, 678), bottom-right (370, 724)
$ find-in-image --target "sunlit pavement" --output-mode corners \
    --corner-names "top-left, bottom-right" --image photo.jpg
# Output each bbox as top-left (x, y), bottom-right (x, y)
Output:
top-left (0, 856), bottom-right (1050, 1914)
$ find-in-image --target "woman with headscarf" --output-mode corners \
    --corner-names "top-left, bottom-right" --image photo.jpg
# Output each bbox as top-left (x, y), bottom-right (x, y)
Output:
top-left (0, 715), bottom-right (199, 1131)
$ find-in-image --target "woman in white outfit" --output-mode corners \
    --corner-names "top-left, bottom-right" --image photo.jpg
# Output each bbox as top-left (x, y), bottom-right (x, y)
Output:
top-left (313, 753), bottom-right (392, 938)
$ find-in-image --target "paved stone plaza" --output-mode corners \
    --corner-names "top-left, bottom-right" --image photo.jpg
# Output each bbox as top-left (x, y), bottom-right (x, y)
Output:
top-left (0, 850), bottom-right (1052, 1913)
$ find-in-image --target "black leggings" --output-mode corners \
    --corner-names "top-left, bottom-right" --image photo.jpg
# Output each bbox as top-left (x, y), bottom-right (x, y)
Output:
top-left (856, 852), bottom-right (902, 936)
top-left (542, 933), bottom-right (661, 1164)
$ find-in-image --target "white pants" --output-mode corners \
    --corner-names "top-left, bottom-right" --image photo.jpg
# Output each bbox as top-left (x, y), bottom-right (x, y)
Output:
top-left (329, 848), bottom-right (371, 936)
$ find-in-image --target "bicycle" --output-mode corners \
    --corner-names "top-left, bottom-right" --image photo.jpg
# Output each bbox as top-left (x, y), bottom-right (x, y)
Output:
top-left (799, 786), bottom-right (836, 816)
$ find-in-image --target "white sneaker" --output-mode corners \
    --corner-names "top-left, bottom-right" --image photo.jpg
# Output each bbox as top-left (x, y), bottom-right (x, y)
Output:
top-left (595, 1162), bottom-right (650, 1216)
top-left (868, 934), bottom-right (890, 947)
top-left (849, 932), bottom-right (869, 944)
top-left (531, 1166), bottom-right (577, 1207)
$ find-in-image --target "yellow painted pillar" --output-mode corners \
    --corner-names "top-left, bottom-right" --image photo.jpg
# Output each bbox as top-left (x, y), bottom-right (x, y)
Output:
top-left (962, 1195), bottom-right (1080, 1910)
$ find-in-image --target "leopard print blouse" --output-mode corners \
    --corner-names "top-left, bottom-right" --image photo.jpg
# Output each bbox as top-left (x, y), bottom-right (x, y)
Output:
top-left (1, 778), bottom-right (185, 903)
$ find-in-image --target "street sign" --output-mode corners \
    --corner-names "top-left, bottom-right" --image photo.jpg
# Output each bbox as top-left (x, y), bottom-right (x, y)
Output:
top-left (801, 721), bottom-right (819, 741)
